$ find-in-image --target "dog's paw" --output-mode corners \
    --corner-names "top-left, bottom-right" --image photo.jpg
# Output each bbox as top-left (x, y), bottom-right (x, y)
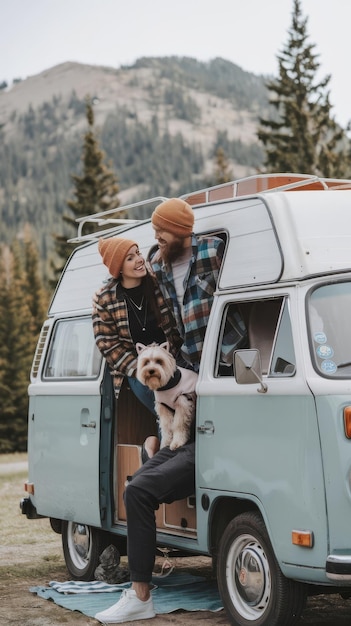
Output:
top-left (170, 435), bottom-right (187, 450)
top-left (160, 436), bottom-right (172, 449)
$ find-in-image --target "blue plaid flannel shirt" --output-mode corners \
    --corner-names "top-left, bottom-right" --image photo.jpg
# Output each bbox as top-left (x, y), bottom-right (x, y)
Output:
top-left (149, 234), bottom-right (224, 370)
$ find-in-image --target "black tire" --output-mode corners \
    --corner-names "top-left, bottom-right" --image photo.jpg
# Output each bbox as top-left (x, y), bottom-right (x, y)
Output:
top-left (49, 517), bottom-right (62, 534)
top-left (217, 511), bottom-right (306, 626)
top-left (61, 521), bottom-right (109, 581)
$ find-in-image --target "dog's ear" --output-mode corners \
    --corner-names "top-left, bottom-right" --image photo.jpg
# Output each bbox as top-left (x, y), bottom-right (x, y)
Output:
top-left (136, 342), bottom-right (146, 354)
top-left (160, 341), bottom-right (170, 353)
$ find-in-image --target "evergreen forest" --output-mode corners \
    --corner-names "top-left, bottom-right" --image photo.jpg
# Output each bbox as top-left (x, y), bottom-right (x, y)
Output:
top-left (2, 0), bottom-right (351, 452)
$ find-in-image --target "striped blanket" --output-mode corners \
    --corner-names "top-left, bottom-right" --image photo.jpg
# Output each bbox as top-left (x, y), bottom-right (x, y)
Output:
top-left (30, 573), bottom-right (223, 617)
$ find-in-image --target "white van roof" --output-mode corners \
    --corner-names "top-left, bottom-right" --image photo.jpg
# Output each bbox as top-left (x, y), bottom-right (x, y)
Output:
top-left (49, 174), bottom-right (351, 315)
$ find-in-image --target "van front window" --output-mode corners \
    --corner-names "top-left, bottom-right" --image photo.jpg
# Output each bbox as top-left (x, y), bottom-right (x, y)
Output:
top-left (308, 282), bottom-right (351, 378)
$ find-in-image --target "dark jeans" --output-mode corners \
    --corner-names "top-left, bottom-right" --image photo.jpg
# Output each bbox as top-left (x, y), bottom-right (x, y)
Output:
top-left (127, 375), bottom-right (156, 416)
top-left (124, 442), bottom-right (195, 582)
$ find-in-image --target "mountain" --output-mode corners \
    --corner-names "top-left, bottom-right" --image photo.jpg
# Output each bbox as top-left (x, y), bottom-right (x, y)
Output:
top-left (0, 56), bottom-right (269, 262)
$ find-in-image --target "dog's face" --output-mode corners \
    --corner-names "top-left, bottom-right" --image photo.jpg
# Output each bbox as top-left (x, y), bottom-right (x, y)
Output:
top-left (136, 342), bottom-right (176, 391)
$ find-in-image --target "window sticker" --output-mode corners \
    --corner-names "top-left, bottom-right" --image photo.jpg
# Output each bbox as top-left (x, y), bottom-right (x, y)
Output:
top-left (320, 360), bottom-right (337, 374)
top-left (316, 345), bottom-right (334, 359)
top-left (314, 331), bottom-right (327, 344)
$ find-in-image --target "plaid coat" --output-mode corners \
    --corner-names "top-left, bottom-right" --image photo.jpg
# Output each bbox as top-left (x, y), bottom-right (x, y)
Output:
top-left (92, 277), bottom-right (182, 398)
top-left (148, 234), bottom-right (224, 370)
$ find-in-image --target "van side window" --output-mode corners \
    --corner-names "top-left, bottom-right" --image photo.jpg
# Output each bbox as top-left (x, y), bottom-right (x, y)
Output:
top-left (216, 304), bottom-right (248, 376)
top-left (269, 300), bottom-right (296, 376)
top-left (44, 318), bottom-right (102, 379)
top-left (216, 298), bottom-right (295, 377)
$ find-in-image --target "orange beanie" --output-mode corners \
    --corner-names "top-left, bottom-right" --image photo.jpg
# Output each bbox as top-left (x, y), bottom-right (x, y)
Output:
top-left (151, 198), bottom-right (194, 238)
top-left (98, 237), bottom-right (137, 278)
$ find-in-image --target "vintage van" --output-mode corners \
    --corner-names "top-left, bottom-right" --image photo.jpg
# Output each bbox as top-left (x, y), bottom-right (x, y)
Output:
top-left (21, 173), bottom-right (351, 626)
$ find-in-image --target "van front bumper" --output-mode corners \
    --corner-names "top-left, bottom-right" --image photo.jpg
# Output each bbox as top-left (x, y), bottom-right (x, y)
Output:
top-left (326, 552), bottom-right (351, 581)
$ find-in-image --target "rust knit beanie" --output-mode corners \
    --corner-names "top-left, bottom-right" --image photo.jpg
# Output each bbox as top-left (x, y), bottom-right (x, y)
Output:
top-left (98, 237), bottom-right (137, 278)
top-left (151, 198), bottom-right (194, 238)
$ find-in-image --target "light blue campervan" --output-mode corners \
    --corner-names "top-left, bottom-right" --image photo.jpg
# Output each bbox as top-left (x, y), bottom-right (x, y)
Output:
top-left (22, 173), bottom-right (351, 626)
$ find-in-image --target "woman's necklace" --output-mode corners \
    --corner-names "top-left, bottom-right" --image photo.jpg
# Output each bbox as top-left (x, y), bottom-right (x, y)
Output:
top-left (124, 292), bottom-right (148, 331)
top-left (126, 294), bottom-right (144, 311)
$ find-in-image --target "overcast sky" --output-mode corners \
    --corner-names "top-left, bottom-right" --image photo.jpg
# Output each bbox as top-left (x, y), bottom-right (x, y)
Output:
top-left (2, 0), bottom-right (351, 127)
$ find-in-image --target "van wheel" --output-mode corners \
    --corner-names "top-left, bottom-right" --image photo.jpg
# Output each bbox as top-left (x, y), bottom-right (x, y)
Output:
top-left (217, 511), bottom-right (306, 626)
top-left (61, 521), bottom-right (108, 581)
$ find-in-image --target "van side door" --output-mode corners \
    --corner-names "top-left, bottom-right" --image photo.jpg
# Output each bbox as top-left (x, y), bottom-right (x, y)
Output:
top-left (27, 316), bottom-right (104, 526)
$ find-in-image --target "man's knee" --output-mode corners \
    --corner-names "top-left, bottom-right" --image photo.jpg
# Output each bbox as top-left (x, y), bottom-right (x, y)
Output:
top-left (124, 483), bottom-right (159, 528)
top-left (123, 480), bottom-right (139, 507)
top-left (124, 479), bottom-right (155, 511)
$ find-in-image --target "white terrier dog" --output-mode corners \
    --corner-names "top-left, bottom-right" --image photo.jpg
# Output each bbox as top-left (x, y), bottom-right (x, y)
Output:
top-left (136, 342), bottom-right (198, 450)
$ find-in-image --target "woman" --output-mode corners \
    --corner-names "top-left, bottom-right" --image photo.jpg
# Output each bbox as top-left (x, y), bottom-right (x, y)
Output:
top-left (92, 236), bottom-right (182, 459)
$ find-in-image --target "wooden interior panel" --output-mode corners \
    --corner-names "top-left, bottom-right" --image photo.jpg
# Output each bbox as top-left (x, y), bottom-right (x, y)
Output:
top-left (164, 498), bottom-right (196, 531)
top-left (116, 444), bottom-right (141, 521)
top-left (117, 378), bottom-right (157, 444)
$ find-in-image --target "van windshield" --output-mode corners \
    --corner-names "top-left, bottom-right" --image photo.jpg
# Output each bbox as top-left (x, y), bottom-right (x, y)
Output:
top-left (308, 281), bottom-right (351, 378)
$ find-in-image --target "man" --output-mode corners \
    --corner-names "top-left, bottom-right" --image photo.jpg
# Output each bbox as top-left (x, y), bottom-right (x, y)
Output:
top-left (95, 198), bottom-right (225, 623)
top-left (148, 197), bottom-right (224, 371)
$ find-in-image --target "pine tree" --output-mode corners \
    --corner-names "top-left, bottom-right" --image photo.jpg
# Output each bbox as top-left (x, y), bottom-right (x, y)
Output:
top-left (50, 97), bottom-right (124, 287)
top-left (0, 247), bottom-right (13, 448)
top-left (214, 147), bottom-right (233, 184)
top-left (22, 225), bottom-right (49, 334)
top-left (0, 234), bottom-right (48, 452)
top-left (0, 242), bottom-right (34, 451)
top-left (258, 0), bottom-right (350, 177)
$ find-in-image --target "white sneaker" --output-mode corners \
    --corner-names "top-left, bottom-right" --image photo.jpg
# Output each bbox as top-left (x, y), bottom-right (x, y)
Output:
top-left (95, 588), bottom-right (155, 623)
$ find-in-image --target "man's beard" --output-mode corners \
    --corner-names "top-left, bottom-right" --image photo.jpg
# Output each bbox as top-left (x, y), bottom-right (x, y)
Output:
top-left (160, 238), bottom-right (186, 264)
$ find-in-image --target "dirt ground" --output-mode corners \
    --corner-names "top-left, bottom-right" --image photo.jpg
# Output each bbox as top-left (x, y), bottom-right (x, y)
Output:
top-left (3, 561), bottom-right (351, 626)
top-left (1, 460), bottom-right (351, 625)
top-left (3, 559), bottom-right (351, 626)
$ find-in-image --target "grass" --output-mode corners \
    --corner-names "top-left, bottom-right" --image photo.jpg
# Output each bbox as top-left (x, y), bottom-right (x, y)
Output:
top-left (0, 454), bottom-right (66, 582)
top-left (0, 451), bottom-right (28, 463)
top-left (1, 559), bottom-right (65, 582)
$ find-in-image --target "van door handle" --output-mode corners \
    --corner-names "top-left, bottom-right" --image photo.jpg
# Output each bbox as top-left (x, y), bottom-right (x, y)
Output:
top-left (82, 421), bottom-right (96, 429)
top-left (197, 420), bottom-right (215, 435)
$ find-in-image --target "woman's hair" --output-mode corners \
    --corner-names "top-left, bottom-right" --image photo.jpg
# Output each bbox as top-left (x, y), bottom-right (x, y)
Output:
top-left (142, 272), bottom-right (162, 325)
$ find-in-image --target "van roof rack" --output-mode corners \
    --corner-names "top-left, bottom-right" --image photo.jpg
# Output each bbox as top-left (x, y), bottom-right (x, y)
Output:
top-left (68, 197), bottom-right (168, 244)
top-left (69, 173), bottom-right (351, 244)
top-left (181, 172), bottom-right (351, 206)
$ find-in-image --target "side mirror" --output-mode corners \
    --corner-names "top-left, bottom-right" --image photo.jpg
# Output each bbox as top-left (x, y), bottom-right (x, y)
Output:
top-left (234, 349), bottom-right (268, 393)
